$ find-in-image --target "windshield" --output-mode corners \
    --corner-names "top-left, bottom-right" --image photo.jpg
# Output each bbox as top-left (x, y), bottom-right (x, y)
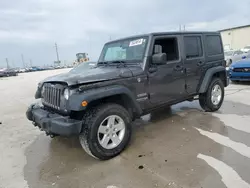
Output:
top-left (69, 62), bottom-right (96, 73)
top-left (224, 51), bottom-right (234, 56)
top-left (98, 37), bottom-right (148, 63)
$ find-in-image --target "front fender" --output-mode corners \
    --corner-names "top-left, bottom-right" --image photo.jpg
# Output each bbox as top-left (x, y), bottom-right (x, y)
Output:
top-left (199, 66), bottom-right (227, 93)
top-left (67, 85), bottom-right (142, 115)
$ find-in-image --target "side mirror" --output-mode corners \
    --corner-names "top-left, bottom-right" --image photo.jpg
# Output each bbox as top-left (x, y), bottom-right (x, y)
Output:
top-left (152, 53), bottom-right (167, 65)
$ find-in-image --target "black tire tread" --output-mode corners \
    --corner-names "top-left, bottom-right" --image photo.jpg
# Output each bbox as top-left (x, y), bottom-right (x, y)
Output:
top-left (79, 103), bottom-right (131, 160)
top-left (199, 78), bottom-right (224, 112)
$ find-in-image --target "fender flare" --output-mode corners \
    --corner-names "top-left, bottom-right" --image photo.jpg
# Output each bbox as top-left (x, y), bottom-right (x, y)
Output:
top-left (199, 66), bottom-right (227, 93)
top-left (68, 85), bottom-right (142, 115)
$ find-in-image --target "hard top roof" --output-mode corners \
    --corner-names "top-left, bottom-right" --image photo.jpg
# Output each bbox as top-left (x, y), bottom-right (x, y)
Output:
top-left (106, 31), bottom-right (220, 44)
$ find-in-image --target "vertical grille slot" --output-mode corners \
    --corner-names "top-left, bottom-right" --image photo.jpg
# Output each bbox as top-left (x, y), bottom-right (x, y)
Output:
top-left (42, 83), bottom-right (62, 109)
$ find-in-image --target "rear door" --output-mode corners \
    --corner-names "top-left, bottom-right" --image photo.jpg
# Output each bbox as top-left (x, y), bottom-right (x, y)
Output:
top-left (183, 34), bottom-right (205, 94)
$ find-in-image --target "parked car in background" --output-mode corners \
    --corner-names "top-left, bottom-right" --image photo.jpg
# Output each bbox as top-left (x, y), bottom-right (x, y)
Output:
top-left (224, 50), bottom-right (244, 66)
top-left (228, 58), bottom-right (250, 82)
top-left (0, 68), bottom-right (18, 77)
top-left (242, 52), bottom-right (250, 59)
top-left (19, 68), bottom-right (26, 73)
top-left (241, 45), bottom-right (250, 53)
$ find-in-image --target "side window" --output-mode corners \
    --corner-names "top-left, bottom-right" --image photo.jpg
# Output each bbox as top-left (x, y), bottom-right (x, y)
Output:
top-left (153, 37), bottom-right (179, 62)
top-left (184, 36), bottom-right (203, 58)
top-left (206, 35), bottom-right (223, 56)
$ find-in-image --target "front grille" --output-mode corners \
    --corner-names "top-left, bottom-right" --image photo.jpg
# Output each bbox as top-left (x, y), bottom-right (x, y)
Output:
top-left (42, 83), bottom-right (63, 109)
top-left (233, 68), bottom-right (250, 72)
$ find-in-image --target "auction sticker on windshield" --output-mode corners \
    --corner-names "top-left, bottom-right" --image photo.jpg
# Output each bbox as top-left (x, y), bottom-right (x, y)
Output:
top-left (129, 39), bottom-right (144, 47)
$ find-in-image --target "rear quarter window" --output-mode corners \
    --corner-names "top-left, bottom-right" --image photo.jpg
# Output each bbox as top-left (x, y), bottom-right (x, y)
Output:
top-left (205, 35), bottom-right (223, 56)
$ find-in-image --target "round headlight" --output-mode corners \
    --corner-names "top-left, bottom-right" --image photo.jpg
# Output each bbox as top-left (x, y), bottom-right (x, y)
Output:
top-left (64, 88), bottom-right (70, 100)
top-left (41, 85), bottom-right (45, 97)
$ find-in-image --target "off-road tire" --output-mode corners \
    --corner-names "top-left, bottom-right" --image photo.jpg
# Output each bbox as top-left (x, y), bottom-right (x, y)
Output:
top-left (79, 103), bottom-right (132, 160)
top-left (199, 78), bottom-right (224, 112)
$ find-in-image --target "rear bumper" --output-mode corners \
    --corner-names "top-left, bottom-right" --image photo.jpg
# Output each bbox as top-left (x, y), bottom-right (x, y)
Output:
top-left (26, 103), bottom-right (82, 136)
top-left (229, 71), bottom-right (250, 81)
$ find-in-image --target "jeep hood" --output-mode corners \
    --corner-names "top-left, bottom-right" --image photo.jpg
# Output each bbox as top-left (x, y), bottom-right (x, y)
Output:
top-left (41, 66), bottom-right (143, 86)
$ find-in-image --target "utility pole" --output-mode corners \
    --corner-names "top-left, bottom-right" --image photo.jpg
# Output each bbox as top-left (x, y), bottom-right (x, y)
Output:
top-left (29, 59), bottom-right (33, 67)
top-left (21, 54), bottom-right (25, 68)
top-left (179, 25), bottom-right (182, 31)
top-left (6, 58), bottom-right (9, 69)
top-left (55, 42), bottom-right (60, 65)
top-left (183, 25), bottom-right (186, 31)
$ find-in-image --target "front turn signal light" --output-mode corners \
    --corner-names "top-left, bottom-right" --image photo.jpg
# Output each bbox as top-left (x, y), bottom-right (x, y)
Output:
top-left (81, 100), bottom-right (88, 107)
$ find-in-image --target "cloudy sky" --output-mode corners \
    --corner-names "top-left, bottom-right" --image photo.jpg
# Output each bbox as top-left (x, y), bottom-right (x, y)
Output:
top-left (0, 0), bottom-right (250, 68)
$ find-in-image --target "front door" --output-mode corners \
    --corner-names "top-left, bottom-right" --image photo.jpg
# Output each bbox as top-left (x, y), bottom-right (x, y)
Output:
top-left (183, 34), bottom-right (205, 94)
top-left (147, 35), bottom-right (186, 105)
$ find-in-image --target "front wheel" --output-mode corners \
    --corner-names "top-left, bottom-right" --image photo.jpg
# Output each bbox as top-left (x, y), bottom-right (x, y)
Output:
top-left (79, 103), bottom-right (132, 160)
top-left (199, 78), bottom-right (224, 112)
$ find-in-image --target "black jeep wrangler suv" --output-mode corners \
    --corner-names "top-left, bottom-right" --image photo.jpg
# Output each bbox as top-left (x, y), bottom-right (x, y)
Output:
top-left (26, 32), bottom-right (229, 160)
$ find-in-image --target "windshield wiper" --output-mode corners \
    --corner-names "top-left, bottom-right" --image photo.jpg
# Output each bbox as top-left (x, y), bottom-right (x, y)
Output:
top-left (110, 60), bottom-right (126, 67)
top-left (98, 60), bottom-right (127, 67)
top-left (97, 61), bottom-right (109, 66)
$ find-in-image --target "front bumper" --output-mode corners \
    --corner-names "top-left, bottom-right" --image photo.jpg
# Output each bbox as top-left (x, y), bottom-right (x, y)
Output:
top-left (26, 103), bottom-right (82, 136)
top-left (229, 71), bottom-right (250, 81)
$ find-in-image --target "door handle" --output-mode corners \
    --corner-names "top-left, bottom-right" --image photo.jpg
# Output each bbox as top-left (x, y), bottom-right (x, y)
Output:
top-left (197, 61), bottom-right (204, 66)
top-left (174, 65), bottom-right (183, 71)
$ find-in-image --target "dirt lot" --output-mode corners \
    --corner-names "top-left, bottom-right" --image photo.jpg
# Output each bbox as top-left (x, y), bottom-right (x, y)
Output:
top-left (1, 69), bottom-right (250, 188)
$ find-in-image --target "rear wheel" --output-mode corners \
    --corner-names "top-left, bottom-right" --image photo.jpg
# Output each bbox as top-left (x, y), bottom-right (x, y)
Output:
top-left (79, 103), bottom-right (132, 160)
top-left (199, 78), bottom-right (224, 112)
